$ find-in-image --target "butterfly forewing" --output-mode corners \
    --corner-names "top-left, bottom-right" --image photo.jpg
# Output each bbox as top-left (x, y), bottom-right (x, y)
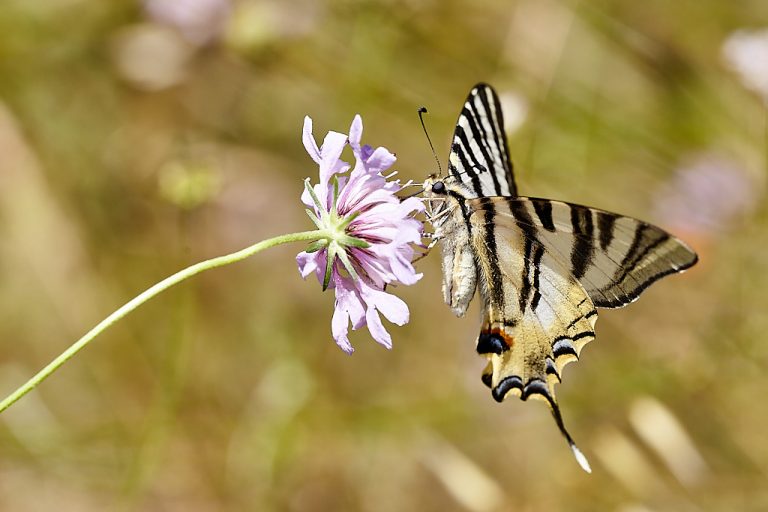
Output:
top-left (448, 84), bottom-right (517, 198)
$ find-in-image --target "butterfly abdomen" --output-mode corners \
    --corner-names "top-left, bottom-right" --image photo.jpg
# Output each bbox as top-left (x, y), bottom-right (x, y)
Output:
top-left (434, 187), bottom-right (479, 317)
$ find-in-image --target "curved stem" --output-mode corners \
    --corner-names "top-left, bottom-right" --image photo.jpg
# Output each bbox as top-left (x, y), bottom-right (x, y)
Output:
top-left (0, 230), bottom-right (326, 414)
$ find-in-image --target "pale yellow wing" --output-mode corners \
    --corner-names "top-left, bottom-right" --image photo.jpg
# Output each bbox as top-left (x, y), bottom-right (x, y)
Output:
top-left (468, 201), bottom-right (597, 472)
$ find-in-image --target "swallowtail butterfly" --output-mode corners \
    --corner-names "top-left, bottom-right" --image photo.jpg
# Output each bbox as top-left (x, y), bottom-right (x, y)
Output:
top-left (423, 83), bottom-right (698, 472)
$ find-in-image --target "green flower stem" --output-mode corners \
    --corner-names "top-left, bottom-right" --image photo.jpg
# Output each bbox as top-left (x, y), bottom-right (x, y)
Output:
top-left (0, 230), bottom-right (327, 414)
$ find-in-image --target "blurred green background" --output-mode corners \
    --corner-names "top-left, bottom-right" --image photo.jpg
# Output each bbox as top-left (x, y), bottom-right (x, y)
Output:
top-left (1, 0), bottom-right (767, 510)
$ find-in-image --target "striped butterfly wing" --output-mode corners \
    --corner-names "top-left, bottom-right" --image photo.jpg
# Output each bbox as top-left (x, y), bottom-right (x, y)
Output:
top-left (494, 197), bottom-right (699, 308)
top-left (434, 83), bottom-right (698, 472)
top-left (465, 195), bottom-right (697, 471)
top-left (468, 197), bottom-right (598, 471)
top-left (449, 83), bottom-right (517, 198)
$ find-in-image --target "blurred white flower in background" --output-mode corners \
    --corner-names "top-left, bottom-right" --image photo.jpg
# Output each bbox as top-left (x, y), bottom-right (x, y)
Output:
top-left (111, 24), bottom-right (193, 91)
top-left (112, 0), bottom-right (231, 90)
top-left (722, 28), bottom-right (768, 103)
top-left (144, 0), bottom-right (231, 46)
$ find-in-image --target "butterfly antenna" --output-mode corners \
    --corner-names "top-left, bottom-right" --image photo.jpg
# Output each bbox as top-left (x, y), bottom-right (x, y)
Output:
top-left (418, 107), bottom-right (444, 177)
top-left (401, 188), bottom-right (425, 200)
top-left (549, 399), bottom-right (592, 473)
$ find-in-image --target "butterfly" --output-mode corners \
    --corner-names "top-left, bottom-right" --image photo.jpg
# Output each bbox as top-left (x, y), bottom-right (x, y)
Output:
top-left (422, 83), bottom-right (698, 472)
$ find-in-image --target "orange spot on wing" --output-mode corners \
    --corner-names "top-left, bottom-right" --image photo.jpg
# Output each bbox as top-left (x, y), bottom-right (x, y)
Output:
top-left (480, 326), bottom-right (515, 350)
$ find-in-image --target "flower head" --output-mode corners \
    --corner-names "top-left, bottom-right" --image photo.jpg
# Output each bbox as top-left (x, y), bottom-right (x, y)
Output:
top-left (297, 115), bottom-right (424, 353)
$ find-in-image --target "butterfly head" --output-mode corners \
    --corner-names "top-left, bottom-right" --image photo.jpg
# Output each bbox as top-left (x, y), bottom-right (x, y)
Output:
top-left (422, 174), bottom-right (464, 226)
top-left (423, 172), bottom-right (462, 197)
top-left (424, 175), bottom-right (447, 196)
top-left (423, 172), bottom-right (473, 201)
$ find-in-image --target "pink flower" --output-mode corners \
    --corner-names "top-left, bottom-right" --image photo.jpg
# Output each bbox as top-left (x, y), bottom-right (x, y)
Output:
top-left (297, 115), bottom-right (424, 353)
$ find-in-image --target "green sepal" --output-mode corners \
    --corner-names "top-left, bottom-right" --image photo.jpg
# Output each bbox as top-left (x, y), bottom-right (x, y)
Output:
top-left (322, 243), bottom-right (337, 291)
top-left (339, 235), bottom-right (370, 248)
top-left (330, 176), bottom-right (340, 216)
top-left (338, 210), bottom-right (361, 230)
top-left (305, 239), bottom-right (328, 253)
top-left (305, 208), bottom-right (323, 229)
top-left (304, 178), bottom-right (326, 215)
top-left (336, 246), bottom-right (360, 282)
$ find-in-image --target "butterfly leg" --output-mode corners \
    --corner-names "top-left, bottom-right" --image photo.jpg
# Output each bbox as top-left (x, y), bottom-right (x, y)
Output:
top-left (412, 232), bottom-right (440, 263)
top-left (425, 201), bottom-right (454, 225)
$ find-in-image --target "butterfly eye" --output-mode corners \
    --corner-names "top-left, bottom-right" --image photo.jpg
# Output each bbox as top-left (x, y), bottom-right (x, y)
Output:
top-left (431, 181), bottom-right (446, 194)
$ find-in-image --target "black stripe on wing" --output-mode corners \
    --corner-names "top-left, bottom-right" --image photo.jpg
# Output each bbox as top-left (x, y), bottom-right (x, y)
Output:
top-left (569, 204), bottom-right (595, 280)
top-left (462, 103), bottom-right (502, 193)
top-left (484, 85), bottom-right (516, 195)
top-left (474, 198), bottom-right (506, 314)
top-left (596, 211), bottom-right (616, 250)
top-left (533, 200), bottom-right (556, 232)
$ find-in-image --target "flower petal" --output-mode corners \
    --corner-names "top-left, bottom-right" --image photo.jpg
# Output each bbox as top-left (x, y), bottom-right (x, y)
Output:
top-left (319, 131), bottom-right (348, 176)
top-left (359, 144), bottom-right (374, 162)
top-left (333, 272), bottom-right (366, 329)
top-left (362, 285), bottom-right (410, 326)
top-left (364, 146), bottom-right (397, 173)
top-left (332, 306), bottom-right (354, 354)
top-left (317, 131), bottom-right (350, 207)
top-left (389, 252), bottom-right (422, 285)
top-left (399, 196), bottom-right (427, 216)
top-left (296, 251), bottom-right (320, 279)
top-left (365, 307), bottom-right (392, 349)
top-left (349, 114), bottom-right (363, 154)
top-left (302, 116), bottom-right (321, 164)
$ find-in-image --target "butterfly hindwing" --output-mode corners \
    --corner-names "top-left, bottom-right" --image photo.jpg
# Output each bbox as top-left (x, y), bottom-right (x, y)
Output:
top-left (468, 197), bottom-right (597, 470)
